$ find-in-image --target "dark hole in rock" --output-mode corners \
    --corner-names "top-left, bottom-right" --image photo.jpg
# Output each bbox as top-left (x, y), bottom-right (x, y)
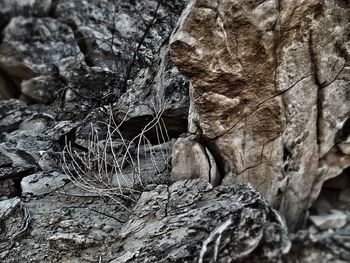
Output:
top-left (283, 146), bottom-right (292, 162)
top-left (310, 167), bottom-right (350, 217)
top-left (0, 177), bottom-right (22, 198)
top-left (334, 117), bottom-right (350, 144)
top-left (119, 116), bottom-right (187, 144)
top-left (74, 31), bottom-right (94, 67)
top-left (0, 68), bottom-right (21, 100)
top-left (200, 139), bottom-right (225, 184)
top-left (0, 166), bottom-right (37, 198)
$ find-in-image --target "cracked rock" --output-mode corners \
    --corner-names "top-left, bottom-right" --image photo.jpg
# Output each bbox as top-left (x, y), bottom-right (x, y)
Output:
top-left (111, 179), bottom-right (290, 262)
top-left (0, 0), bottom-right (52, 30)
top-left (171, 137), bottom-right (220, 186)
top-left (0, 16), bottom-right (84, 83)
top-left (170, 0), bottom-right (350, 230)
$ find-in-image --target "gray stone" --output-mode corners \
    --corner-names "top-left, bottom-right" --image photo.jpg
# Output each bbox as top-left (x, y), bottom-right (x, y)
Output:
top-left (0, 99), bottom-right (34, 133)
top-left (0, 0), bottom-right (52, 30)
top-left (171, 137), bottom-right (220, 186)
top-left (0, 17), bottom-right (84, 81)
top-left (0, 152), bottom-right (12, 168)
top-left (0, 165), bottom-right (37, 181)
top-left (0, 197), bottom-right (20, 220)
top-left (21, 171), bottom-right (68, 196)
top-left (309, 210), bottom-right (347, 230)
top-left (111, 179), bottom-right (290, 262)
top-left (55, 0), bottom-right (187, 75)
top-left (102, 225), bottom-right (113, 233)
top-left (58, 219), bottom-right (78, 229)
top-left (21, 76), bottom-right (57, 104)
top-left (48, 233), bottom-right (99, 251)
top-left (19, 113), bottom-right (55, 133)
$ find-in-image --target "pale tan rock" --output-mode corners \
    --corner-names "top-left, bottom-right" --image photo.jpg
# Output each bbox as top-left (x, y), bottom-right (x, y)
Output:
top-left (170, 0), bottom-right (350, 230)
top-left (338, 143), bottom-right (350, 156)
top-left (171, 137), bottom-right (220, 186)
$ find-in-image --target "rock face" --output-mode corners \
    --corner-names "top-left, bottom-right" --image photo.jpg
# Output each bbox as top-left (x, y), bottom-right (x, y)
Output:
top-left (111, 179), bottom-right (291, 262)
top-left (1, 0), bottom-right (350, 262)
top-left (0, 0), bottom-right (190, 131)
top-left (170, 0), bottom-right (350, 230)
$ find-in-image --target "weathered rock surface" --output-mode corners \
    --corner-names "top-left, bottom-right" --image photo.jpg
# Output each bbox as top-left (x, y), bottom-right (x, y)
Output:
top-left (0, 189), bottom-right (127, 262)
top-left (1, 0), bottom-right (350, 262)
top-left (0, 0), bottom-right (52, 30)
top-left (0, 0), bottom-right (190, 135)
top-left (21, 171), bottom-right (68, 196)
top-left (111, 179), bottom-right (291, 262)
top-left (171, 136), bottom-right (220, 186)
top-left (286, 226), bottom-right (350, 263)
top-left (170, 0), bottom-right (350, 230)
top-left (0, 16), bottom-right (84, 81)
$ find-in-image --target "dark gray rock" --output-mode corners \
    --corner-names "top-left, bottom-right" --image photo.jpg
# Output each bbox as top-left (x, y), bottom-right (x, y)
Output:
top-left (0, 166), bottom-right (37, 197)
top-left (54, 0), bottom-right (190, 132)
top-left (21, 76), bottom-right (58, 104)
top-left (0, 16), bottom-right (84, 81)
top-left (55, 0), bottom-right (187, 77)
top-left (111, 179), bottom-right (291, 263)
top-left (286, 227), bottom-right (350, 263)
top-left (0, 152), bottom-right (12, 168)
top-left (21, 171), bottom-right (68, 196)
top-left (0, 197), bottom-right (30, 253)
top-left (0, 99), bottom-right (34, 133)
top-left (0, 0), bottom-right (52, 30)
top-left (0, 197), bottom-right (20, 219)
top-left (116, 45), bottom-right (189, 140)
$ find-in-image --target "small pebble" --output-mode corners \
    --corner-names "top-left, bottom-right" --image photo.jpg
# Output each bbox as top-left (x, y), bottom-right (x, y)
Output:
top-left (102, 225), bottom-right (113, 233)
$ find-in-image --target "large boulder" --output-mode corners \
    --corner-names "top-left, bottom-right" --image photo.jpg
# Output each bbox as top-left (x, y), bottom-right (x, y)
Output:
top-left (170, 0), bottom-right (350, 230)
top-left (111, 179), bottom-right (290, 262)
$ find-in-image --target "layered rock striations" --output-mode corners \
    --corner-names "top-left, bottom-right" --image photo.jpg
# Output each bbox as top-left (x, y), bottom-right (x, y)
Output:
top-left (170, 0), bottom-right (350, 230)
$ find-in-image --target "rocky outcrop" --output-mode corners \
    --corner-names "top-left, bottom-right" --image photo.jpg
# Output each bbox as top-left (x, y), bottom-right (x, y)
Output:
top-left (170, 0), bottom-right (350, 230)
top-left (0, 0), bottom-right (52, 30)
top-left (0, 0), bottom-right (190, 133)
top-left (111, 179), bottom-right (291, 262)
top-left (1, 0), bottom-right (350, 262)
